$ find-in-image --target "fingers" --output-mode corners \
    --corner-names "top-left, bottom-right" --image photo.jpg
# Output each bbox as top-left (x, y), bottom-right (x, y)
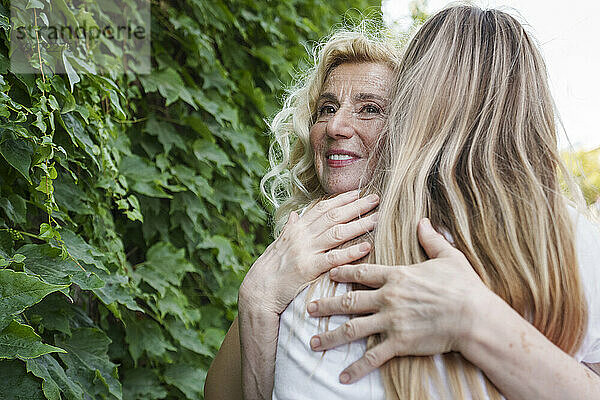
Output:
top-left (301, 190), bottom-right (360, 224)
top-left (337, 341), bottom-right (396, 384)
top-left (317, 212), bottom-right (378, 250)
top-left (418, 218), bottom-right (456, 259)
top-left (328, 263), bottom-right (393, 288)
top-left (318, 194), bottom-right (380, 232)
top-left (302, 191), bottom-right (379, 229)
top-left (307, 289), bottom-right (379, 317)
top-left (309, 314), bottom-right (383, 352)
top-left (318, 242), bottom-right (372, 273)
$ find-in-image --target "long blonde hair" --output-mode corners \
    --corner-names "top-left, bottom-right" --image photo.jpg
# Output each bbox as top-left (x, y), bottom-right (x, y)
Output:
top-left (365, 4), bottom-right (588, 399)
top-left (262, 6), bottom-right (588, 399)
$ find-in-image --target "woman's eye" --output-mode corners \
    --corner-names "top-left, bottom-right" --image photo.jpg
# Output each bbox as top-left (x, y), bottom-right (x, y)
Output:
top-left (361, 104), bottom-right (381, 114)
top-left (318, 105), bottom-right (336, 116)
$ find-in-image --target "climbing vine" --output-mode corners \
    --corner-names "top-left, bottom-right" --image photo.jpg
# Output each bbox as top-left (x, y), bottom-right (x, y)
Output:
top-left (0, 0), bottom-right (379, 398)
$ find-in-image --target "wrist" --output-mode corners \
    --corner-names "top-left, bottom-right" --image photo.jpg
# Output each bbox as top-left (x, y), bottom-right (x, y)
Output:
top-left (454, 286), bottom-right (498, 356)
top-left (238, 297), bottom-right (280, 344)
top-left (239, 284), bottom-right (277, 314)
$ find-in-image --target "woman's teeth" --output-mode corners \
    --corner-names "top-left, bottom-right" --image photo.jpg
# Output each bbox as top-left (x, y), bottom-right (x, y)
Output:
top-left (327, 154), bottom-right (354, 160)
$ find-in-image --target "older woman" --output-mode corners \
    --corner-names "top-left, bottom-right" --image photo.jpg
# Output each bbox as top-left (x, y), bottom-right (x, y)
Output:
top-left (205, 28), bottom-right (400, 399)
top-left (206, 5), bottom-right (600, 400)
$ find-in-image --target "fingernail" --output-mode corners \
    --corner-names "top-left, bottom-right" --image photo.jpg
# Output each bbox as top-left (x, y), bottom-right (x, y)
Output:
top-left (371, 212), bottom-right (379, 222)
top-left (340, 372), bottom-right (350, 384)
top-left (359, 242), bottom-right (370, 252)
top-left (307, 302), bottom-right (318, 313)
top-left (329, 267), bottom-right (338, 277)
top-left (367, 194), bottom-right (379, 203)
top-left (310, 336), bottom-right (321, 349)
top-left (421, 218), bottom-right (432, 231)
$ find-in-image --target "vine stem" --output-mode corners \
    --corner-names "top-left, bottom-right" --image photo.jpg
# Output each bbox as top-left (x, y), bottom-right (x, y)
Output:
top-left (110, 116), bottom-right (149, 124)
top-left (13, 230), bottom-right (42, 240)
top-left (33, 8), bottom-right (45, 84)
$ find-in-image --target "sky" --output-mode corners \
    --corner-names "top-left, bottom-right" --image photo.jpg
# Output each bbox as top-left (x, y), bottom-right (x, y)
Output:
top-left (382, 0), bottom-right (600, 150)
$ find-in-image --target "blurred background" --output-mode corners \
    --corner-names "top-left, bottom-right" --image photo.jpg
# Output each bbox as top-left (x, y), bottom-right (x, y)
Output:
top-left (0, 1), bottom-right (597, 399)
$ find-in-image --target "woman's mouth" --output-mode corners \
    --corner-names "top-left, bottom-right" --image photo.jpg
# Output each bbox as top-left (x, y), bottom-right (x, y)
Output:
top-left (326, 150), bottom-right (360, 167)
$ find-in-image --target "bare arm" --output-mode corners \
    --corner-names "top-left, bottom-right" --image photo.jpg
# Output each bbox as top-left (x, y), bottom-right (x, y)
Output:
top-left (308, 218), bottom-right (600, 399)
top-left (204, 317), bottom-right (242, 400)
top-left (203, 308), bottom-right (280, 400)
top-left (459, 293), bottom-right (600, 400)
top-left (238, 299), bottom-right (280, 400)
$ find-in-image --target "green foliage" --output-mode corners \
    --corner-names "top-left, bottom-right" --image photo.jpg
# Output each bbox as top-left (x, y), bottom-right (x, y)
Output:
top-left (563, 147), bottom-right (600, 205)
top-left (0, 0), bottom-right (380, 398)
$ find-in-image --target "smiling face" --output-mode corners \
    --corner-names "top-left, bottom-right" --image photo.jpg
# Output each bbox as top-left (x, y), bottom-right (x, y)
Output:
top-left (310, 62), bottom-right (393, 194)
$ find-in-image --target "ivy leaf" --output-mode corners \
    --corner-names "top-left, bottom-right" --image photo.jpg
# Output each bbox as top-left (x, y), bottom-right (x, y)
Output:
top-left (25, 0), bottom-right (45, 9)
top-left (0, 320), bottom-right (66, 359)
top-left (26, 354), bottom-right (85, 400)
top-left (171, 164), bottom-right (214, 200)
top-left (0, 360), bottom-right (45, 400)
top-left (0, 3), bottom-right (8, 33)
top-left (62, 53), bottom-right (80, 91)
top-left (124, 316), bottom-right (176, 364)
top-left (133, 242), bottom-right (194, 297)
top-left (166, 319), bottom-right (212, 357)
top-left (139, 68), bottom-right (196, 108)
top-left (120, 155), bottom-right (173, 198)
top-left (217, 127), bottom-right (263, 157)
top-left (60, 230), bottom-right (108, 273)
top-left (154, 287), bottom-right (200, 325)
top-left (59, 113), bottom-right (97, 165)
top-left (143, 118), bottom-right (186, 154)
top-left (35, 176), bottom-right (54, 195)
top-left (0, 269), bottom-right (69, 331)
top-left (26, 294), bottom-right (75, 336)
top-left (122, 368), bottom-right (167, 400)
top-left (213, 269), bottom-right (243, 307)
top-left (202, 327), bottom-right (226, 352)
top-left (163, 363), bottom-right (206, 400)
top-left (53, 0), bottom-right (79, 30)
top-left (197, 235), bottom-right (239, 270)
top-left (56, 327), bottom-right (122, 400)
top-left (18, 244), bottom-right (105, 290)
top-left (0, 138), bottom-right (33, 184)
top-left (107, 89), bottom-right (127, 120)
top-left (0, 194), bottom-right (27, 224)
top-left (53, 176), bottom-right (93, 215)
top-left (193, 139), bottom-right (233, 171)
top-left (93, 270), bottom-right (142, 313)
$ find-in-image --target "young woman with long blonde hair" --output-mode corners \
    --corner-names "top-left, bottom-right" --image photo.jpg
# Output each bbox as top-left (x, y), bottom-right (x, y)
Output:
top-left (206, 5), bottom-right (600, 399)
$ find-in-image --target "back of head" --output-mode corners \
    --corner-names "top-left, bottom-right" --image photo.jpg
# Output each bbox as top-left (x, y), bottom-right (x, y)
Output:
top-left (366, 4), bottom-right (587, 399)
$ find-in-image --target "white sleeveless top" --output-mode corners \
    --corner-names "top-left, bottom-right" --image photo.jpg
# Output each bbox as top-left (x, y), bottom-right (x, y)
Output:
top-left (272, 209), bottom-right (600, 399)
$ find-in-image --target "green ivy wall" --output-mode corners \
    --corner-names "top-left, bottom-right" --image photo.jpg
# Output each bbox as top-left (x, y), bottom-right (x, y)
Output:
top-left (0, 0), bottom-right (380, 398)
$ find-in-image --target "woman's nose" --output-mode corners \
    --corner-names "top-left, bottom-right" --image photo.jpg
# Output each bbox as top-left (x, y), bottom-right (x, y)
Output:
top-left (326, 107), bottom-right (355, 139)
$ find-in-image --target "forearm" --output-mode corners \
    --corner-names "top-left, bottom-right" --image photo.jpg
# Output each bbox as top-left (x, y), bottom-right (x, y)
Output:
top-left (238, 296), bottom-right (280, 400)
top-left (460, 292), bottom-right (600, 400)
